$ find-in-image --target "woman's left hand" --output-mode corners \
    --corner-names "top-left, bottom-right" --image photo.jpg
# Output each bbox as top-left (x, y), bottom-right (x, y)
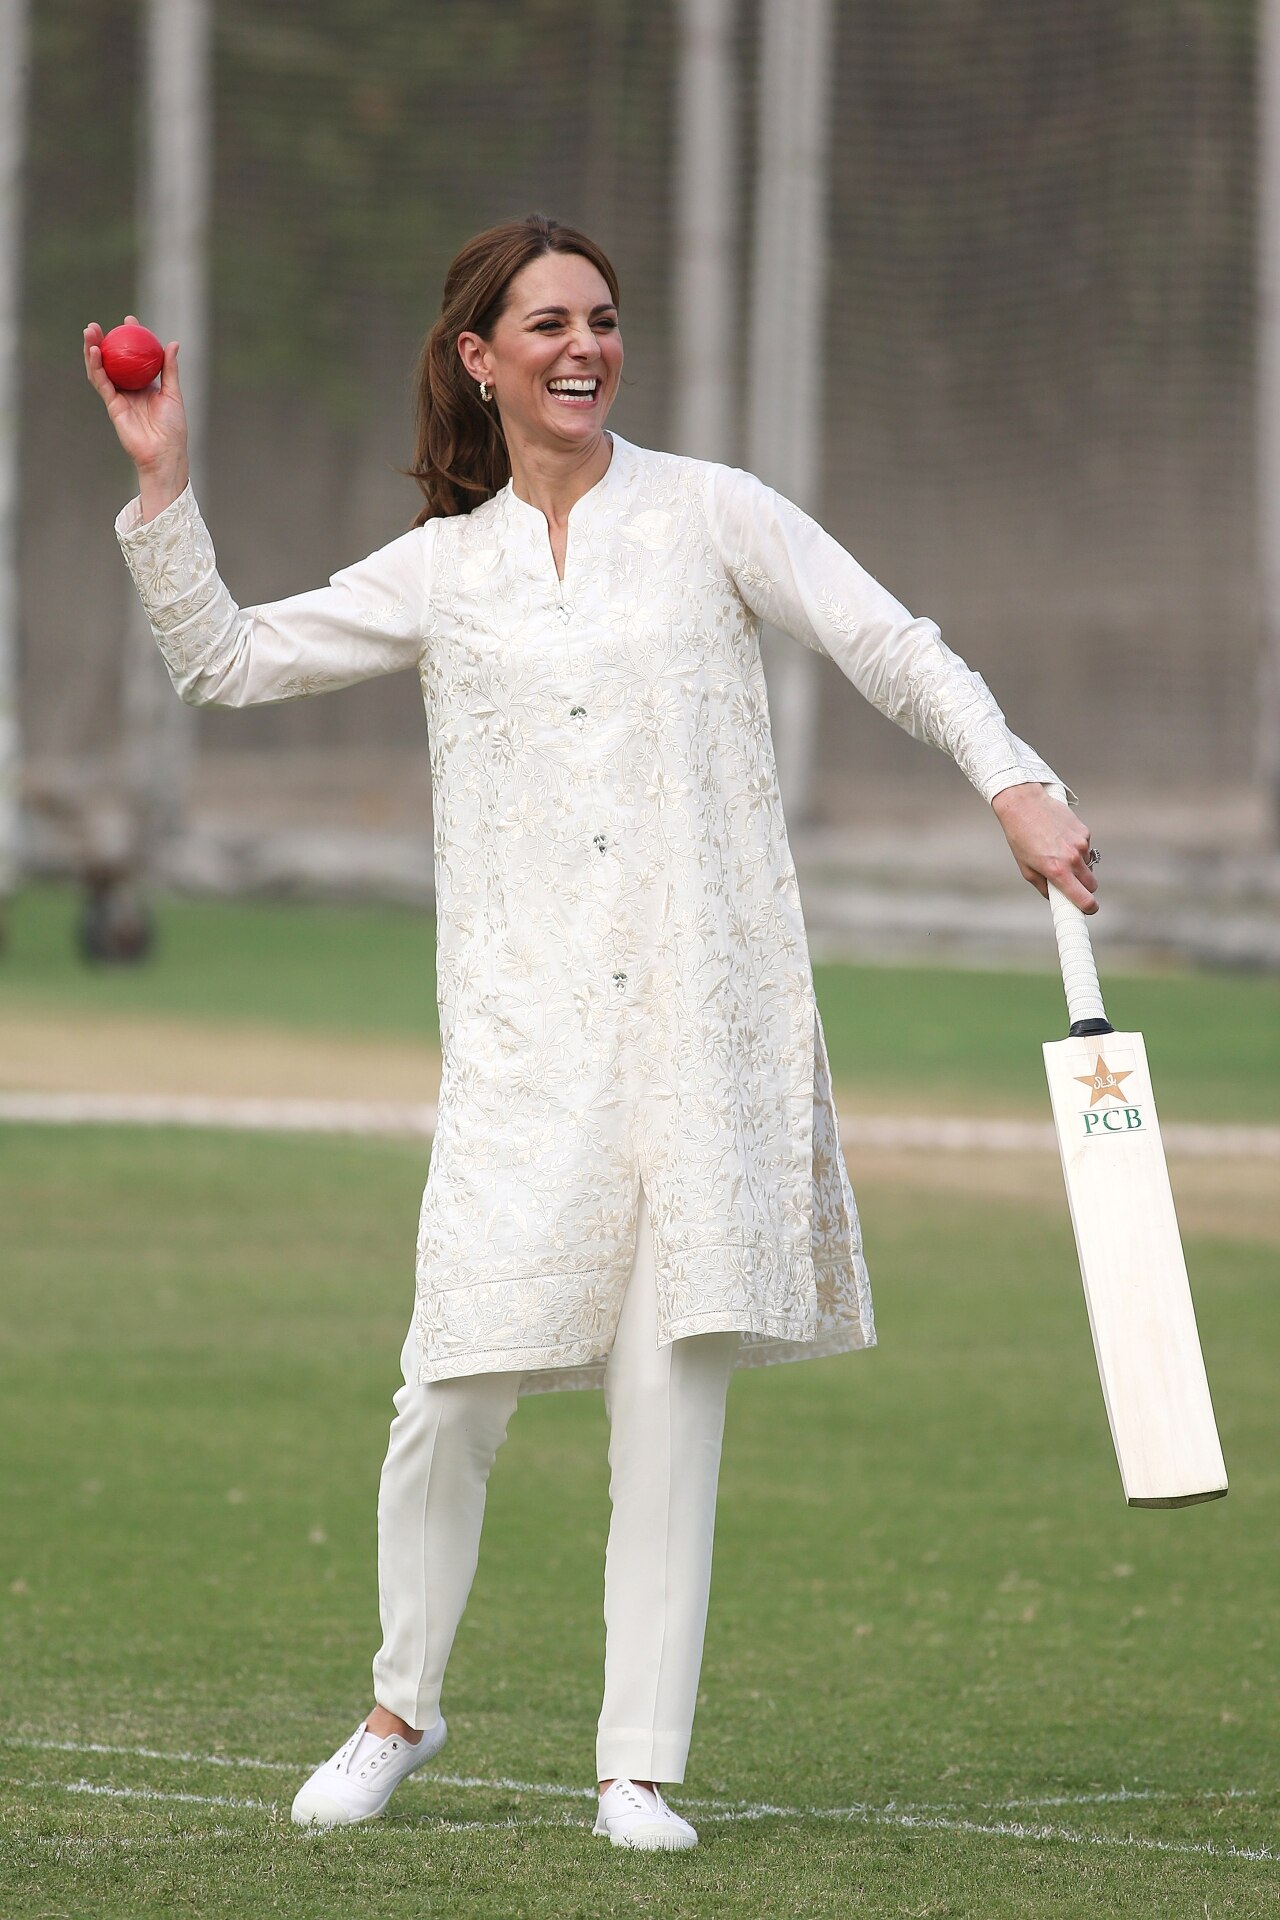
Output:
top-left (990, 782), bottom-right (1099, 914)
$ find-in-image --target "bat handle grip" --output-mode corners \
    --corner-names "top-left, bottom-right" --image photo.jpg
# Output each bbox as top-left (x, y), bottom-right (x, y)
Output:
top-left (1043, 782), bottom-right (1112, 1036)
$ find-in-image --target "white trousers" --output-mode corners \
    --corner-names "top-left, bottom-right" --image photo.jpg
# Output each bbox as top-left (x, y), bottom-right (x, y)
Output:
top-left (371, 1186), bottom-right (740, 1784)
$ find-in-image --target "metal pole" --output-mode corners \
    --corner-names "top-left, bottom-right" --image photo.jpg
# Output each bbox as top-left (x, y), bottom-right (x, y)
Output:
top-left (1259, 0), bottom-right (1280, 840)
top-left (121, 0), bottom-right (211, 862)
top-left (673, 0), bottom-right (739, 462)
top-left (0, 0), bottom-right (30, 906)
top-left (746, 0), bottom-right (834, 824)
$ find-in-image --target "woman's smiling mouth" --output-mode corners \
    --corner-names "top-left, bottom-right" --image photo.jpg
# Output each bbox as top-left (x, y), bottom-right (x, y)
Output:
top-left (547, 376), bottom-right (600, 407)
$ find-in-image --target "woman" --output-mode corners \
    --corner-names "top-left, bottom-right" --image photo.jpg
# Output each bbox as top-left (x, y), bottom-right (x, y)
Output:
top-left (85, 213), bottom-right (1097, 1851)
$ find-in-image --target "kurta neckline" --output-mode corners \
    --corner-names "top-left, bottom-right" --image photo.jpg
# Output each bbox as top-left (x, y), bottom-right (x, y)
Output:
top-left (501, 430), bottom-right (628, 527)
top-left (500, 432), bottom-right (631, 592)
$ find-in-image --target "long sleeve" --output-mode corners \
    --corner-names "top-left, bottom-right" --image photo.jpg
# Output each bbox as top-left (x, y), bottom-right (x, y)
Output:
top-left (703, 461), bottom-right (1071, 805)
top-left (114, 481), bottom-right (434, 708)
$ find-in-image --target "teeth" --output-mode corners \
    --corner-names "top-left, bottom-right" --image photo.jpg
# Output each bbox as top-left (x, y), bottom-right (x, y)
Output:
top-left (548, 378), bottom-right (597, 392)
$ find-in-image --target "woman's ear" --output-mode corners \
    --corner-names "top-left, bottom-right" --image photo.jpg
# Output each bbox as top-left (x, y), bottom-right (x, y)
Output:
top-left (456, 331), bottom-right (490, 384)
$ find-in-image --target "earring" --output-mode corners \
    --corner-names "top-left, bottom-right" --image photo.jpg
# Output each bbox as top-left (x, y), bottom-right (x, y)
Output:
top-left (479, 379), bottom-right (491, 402)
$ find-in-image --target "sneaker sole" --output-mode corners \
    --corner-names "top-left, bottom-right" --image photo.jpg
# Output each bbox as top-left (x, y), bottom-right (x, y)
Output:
top-left (592, 1821), bottom-right (698, 1850)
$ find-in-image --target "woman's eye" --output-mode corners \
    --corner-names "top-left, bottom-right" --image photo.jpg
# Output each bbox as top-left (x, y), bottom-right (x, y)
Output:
top-left (533, 317), bottom-right (617, 332)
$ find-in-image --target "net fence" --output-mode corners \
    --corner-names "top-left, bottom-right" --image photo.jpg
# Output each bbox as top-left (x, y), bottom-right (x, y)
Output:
top-left (18, 0), bottom-right (1263, 880)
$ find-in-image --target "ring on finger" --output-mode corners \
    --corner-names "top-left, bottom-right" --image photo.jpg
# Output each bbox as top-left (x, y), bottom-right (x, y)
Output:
top-left (1086, 846), bottom-right (1100, 868)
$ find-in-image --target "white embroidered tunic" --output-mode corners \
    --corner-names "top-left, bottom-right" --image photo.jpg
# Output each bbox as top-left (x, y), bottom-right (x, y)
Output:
top-left (116, 430), bottom-right (1065, 1396)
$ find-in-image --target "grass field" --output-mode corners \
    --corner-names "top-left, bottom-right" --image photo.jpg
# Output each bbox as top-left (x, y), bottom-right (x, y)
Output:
top-left (1, 887), bottom-right (1277, 1917)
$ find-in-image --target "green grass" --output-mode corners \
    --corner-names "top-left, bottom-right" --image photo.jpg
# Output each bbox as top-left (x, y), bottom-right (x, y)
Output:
top-left (0, 1125), bottom-right (1276, 1917)
top-left (0, 884), bottom-right (440, 1041)
top-left (4, 883), bottom-right (1279, 1120)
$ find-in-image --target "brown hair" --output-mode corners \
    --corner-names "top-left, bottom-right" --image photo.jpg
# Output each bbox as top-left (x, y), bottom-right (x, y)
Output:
top-left (405, 213), bottom-right (621, 525)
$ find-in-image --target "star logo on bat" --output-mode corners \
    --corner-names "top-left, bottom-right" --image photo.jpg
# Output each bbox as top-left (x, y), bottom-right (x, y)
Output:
top-left (1074, 1054), bottom-right (1135, 1106)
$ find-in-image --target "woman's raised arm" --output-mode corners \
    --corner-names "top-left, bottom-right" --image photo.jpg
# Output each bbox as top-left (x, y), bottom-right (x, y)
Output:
top-left (704, 461), bottom-right (1098, 913)
top-left (86, 320), bottom-right (433, 708)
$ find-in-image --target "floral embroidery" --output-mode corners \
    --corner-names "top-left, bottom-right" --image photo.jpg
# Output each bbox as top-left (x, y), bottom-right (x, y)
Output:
top-left (114, 434), bottom-right (1067, 1398)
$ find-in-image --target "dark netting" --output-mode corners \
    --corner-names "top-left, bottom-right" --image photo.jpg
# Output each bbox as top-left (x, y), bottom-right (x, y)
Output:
top-left (21, 0), bottom-right (1260, 845)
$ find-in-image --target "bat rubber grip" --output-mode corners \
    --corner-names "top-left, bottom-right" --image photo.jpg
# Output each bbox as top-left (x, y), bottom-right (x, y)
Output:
top-left (1042, 782), bottom-right (1111, 1034)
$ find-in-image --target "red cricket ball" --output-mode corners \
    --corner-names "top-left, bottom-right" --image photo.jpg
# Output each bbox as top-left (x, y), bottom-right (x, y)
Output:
top-left (100, 323), bottom-right (165, 391)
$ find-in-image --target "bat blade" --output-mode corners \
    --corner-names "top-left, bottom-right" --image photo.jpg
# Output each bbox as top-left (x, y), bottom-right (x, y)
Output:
top-left (1043, 1030), bottom-right (1227, 1508)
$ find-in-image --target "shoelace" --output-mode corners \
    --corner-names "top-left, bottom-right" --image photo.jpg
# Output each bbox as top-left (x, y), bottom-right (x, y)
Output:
top-left (610, 1780), bottom-right (677, 1820)
top-left (335, 1726), bottom-right (365, 1778)
top-left (336, 1722), bottom-right (406, 1782)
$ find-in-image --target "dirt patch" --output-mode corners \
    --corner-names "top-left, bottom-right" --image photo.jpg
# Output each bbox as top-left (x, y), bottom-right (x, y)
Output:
top-left (0, 1006), bottom-right (441, 1103)
top-left (848, 1146), bottom-right (1280, 1247)
top-left (3, 1006), bottom-right (1274, 1245)
top-left (0, 1004), bottom-right (1011, 1115)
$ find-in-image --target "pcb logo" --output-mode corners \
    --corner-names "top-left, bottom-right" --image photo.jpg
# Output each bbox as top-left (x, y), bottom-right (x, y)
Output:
top-left (1074, 1051), bottom-right (1143, 1137)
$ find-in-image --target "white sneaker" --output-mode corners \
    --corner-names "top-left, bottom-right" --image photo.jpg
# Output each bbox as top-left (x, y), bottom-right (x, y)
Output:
top-left (290, 1715), bottom-right (448, 1828)
top-left (593, 1777), bottom-right (699, 1850)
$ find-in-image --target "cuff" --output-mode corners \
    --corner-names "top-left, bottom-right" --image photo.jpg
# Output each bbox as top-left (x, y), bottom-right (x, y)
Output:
top-left (113, 478), bottom-right (223, 654)
top-left (984, 768), bottom-right (1079, 807)
top-left (114, 478), bottom-right (198, 545)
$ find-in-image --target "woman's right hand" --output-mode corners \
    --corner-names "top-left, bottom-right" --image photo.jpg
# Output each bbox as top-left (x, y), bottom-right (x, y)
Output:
top-left (83, 316), bottom-right (190, 514)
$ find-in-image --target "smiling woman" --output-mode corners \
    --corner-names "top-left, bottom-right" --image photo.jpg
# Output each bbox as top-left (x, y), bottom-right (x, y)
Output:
top-left (85, 208), bottom-right (1098, 1851)
top-left (405, 213), bottom-right (623, 531)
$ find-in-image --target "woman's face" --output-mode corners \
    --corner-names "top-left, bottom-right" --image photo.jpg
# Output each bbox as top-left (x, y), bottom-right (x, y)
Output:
top-left (458, 251), bottom-right (623, 454)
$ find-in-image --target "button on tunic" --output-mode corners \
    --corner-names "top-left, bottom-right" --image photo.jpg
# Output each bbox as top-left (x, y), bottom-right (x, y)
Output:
top-left (116, 431), bottom-right (1068, 1396)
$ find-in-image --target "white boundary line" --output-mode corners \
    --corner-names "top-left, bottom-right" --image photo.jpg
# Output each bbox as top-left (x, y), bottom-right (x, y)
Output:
top-left (2, 1738), bottom-right (1273, 1862)
top-left (8, 1778), bottom-right (592, 1835)
top-left (0, 1092), bottom-right (440, 1138)
top-left (4, 1774), bottom-right (1276, 1862)
top-left (59, 1777), bottom-right (273, 1813)
top-left (8, 1737), bottom-right (1259, 1811)
top-left (1, 1091), bottom-right (1277, 1160)
top-left (13, 1736), bottom-right (308, 1776)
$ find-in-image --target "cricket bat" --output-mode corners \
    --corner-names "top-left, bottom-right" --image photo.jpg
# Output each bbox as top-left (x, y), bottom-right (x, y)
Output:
top-left (1040, 786), bottom-right (1227, 1508)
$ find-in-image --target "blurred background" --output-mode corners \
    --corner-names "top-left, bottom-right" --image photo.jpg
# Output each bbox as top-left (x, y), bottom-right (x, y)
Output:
top-left (2, 0), bottom-right (1279, 966)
